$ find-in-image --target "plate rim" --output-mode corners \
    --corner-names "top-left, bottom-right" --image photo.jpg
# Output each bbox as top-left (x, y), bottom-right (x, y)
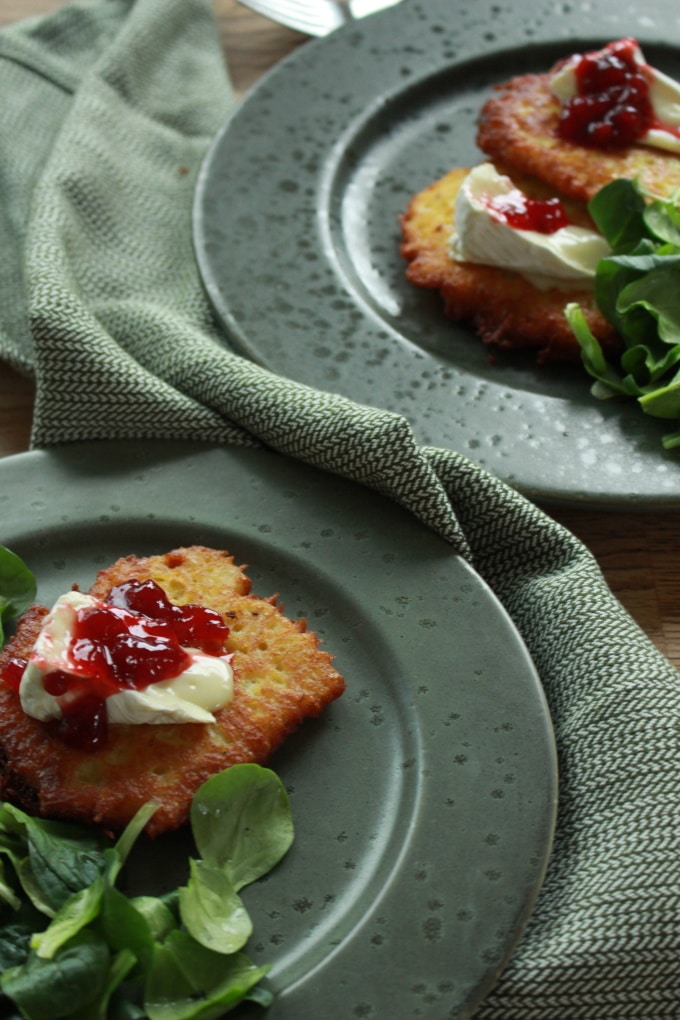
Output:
top-left (193, 0), bottom-right (680, 509)
top-left (0, 439), bottom-right (558, 1017)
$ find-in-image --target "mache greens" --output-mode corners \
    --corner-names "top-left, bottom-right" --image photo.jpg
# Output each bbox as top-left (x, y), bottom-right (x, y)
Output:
top-left (0, 547), bottom-right (35, 648)
top-left (566, 177), bottom-right (680, 449)
top-left (0, 764), bottom-right (294, 1019)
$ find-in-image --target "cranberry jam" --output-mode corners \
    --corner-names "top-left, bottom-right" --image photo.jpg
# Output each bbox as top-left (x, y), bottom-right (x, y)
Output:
top-left (557, 38), bottom-right (655, 149)
top-left (486, 191), bottom-right (570, 234)
top-left (3, 579), bottom-right (229, 750)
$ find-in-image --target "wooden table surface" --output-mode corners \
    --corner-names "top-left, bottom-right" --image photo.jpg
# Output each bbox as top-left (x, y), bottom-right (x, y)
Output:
top-left (2, 0), bottom-right (680, 671)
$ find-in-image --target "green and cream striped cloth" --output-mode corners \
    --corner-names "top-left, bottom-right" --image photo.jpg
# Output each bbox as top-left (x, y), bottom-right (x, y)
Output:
top-left (0, 1), bottom-right (678, 1015)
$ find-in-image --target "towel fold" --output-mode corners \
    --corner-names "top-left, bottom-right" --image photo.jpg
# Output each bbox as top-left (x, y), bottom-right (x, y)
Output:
top-left (0, 1), bottom-right (678, 1015)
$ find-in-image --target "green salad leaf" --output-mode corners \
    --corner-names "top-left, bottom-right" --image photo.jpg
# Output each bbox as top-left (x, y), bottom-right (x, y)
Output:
top-left (1, 929), bottom-right (111, 1019)
top-left (179, 860), bottom-right (252, 955)
top-left (144, 935), bottom-right (271, 1020)
top-left (189, 763), bottom-right (294, 892)
top-left (0, 547), bottom-right (36, 647)
top-left (566, 177), bottom-right (680, 448)
top-left (0, 765), bottom-right (294, 1019)
top-left (0, 803), bottom-right (109, 918)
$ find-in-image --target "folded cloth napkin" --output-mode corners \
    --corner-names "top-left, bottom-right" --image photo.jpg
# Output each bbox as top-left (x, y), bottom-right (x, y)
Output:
top-left (1, 1), bottom-right (678, 1016)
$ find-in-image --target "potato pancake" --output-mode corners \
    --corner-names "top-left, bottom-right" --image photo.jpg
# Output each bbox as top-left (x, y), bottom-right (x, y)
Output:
top-left (476, 71), bottom-right (680, 203)
top-left (400, 165), bottom-right (620, 363)
top-left (0, 546), bottom-right (345, 836)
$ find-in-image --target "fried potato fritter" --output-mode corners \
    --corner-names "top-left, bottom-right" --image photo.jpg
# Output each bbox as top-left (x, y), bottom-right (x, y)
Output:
top-left (0, 546), bottom-right (345, 836)
top-left (476, 71), bottom-right (680, 203)
top-left (400, 165), bottom-right (620, 363)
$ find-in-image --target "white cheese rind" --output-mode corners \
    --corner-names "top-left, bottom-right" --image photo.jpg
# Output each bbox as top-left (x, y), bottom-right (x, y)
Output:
top-left (449, 164), bottom-right (610, 284)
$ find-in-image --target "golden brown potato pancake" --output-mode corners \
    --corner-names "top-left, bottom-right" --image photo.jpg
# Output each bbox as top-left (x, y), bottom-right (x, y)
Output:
top-left (0, 546), bottom-right (345, 836)
top-left (476, 71), bottom-right (680, 203)
top-left (400, 165), bottom-right (620, 363)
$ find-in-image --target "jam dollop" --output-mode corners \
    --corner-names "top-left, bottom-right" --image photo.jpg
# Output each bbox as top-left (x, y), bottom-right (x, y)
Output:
top-left (485, 191), bottom-right (570, 234)
top-left (2, 580), bottom-right (229, 750)
top-left (557, 38), bottom-right (653, 148)
top-left (107, 579), bottom-right (229, 657)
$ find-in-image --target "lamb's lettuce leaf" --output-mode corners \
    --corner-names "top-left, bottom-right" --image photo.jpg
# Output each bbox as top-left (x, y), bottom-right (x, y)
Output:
top-left (0, 546), bottom-right (36, 647)
top-left (190, 762), bottom-right (294, 891)
top-left (567, 177), bottom-right (680, 448)
top-left (0, 765), bottom-right (293, 1019)
top-left (144, 934), bottom-right (272, 1020)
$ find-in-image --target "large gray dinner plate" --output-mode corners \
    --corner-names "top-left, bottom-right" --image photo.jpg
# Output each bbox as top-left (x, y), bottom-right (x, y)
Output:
top-left (0, 441), bottom-right (556, 1019)
top-left (194, 0), bottom-right (680, 508)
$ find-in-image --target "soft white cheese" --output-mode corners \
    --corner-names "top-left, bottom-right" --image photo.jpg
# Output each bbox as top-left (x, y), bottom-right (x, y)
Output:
top-left (551, 41), bottom-right (680, 154)
top-left (449, 163), bottom-right (610, 286)
top-left (19, 591), bottom-right (233, 725)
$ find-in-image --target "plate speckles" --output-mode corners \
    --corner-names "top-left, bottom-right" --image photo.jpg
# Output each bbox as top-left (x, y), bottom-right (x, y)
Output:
top-left (194, 0), bottom-right (680, 506)
top-left (1, 439), bottom-right (556, 1020)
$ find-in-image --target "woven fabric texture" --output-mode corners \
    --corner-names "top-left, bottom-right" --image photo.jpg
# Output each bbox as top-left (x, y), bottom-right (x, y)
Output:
top-left (0, 1), bottom-right (679, 1015)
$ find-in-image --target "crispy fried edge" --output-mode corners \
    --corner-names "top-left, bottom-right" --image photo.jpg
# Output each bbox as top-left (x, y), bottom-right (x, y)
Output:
top-left (476, 71), bottom-right (680, 203)
top-left (399, 165), bottom-right (620, 363)
top-left (0, 547), bottom-right (345, 836)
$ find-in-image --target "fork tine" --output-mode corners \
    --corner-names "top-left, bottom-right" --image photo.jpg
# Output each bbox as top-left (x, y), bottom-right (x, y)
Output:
top-left (237, 0), bottom-right (347, 36)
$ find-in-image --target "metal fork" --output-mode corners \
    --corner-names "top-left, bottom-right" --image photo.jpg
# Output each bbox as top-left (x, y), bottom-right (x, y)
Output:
top-left (237, 0), bottom-right (402, 37)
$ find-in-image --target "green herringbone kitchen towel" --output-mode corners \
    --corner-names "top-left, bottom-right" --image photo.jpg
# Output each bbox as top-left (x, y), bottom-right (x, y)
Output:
top-left (1, 1), bottom-right (678, 1016)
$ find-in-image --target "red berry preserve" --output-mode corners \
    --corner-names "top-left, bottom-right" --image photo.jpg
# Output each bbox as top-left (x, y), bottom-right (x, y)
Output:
top-left (1, 579), bottom-right (229, 750)
top-left (557, 38), bottom-right (661, 149)
top-left (487, 190), bottom-right (570, 234)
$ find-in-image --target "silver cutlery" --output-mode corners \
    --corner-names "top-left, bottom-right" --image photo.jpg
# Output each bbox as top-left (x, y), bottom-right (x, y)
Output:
top-left (237, 0), bottom-right (402, 36)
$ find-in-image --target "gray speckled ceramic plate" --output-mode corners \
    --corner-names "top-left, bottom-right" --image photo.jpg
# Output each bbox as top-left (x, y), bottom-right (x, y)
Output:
top-left (0, 441), bottom-right (556, 1020)
top-left (194, 0), bottom-right (680, 508)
